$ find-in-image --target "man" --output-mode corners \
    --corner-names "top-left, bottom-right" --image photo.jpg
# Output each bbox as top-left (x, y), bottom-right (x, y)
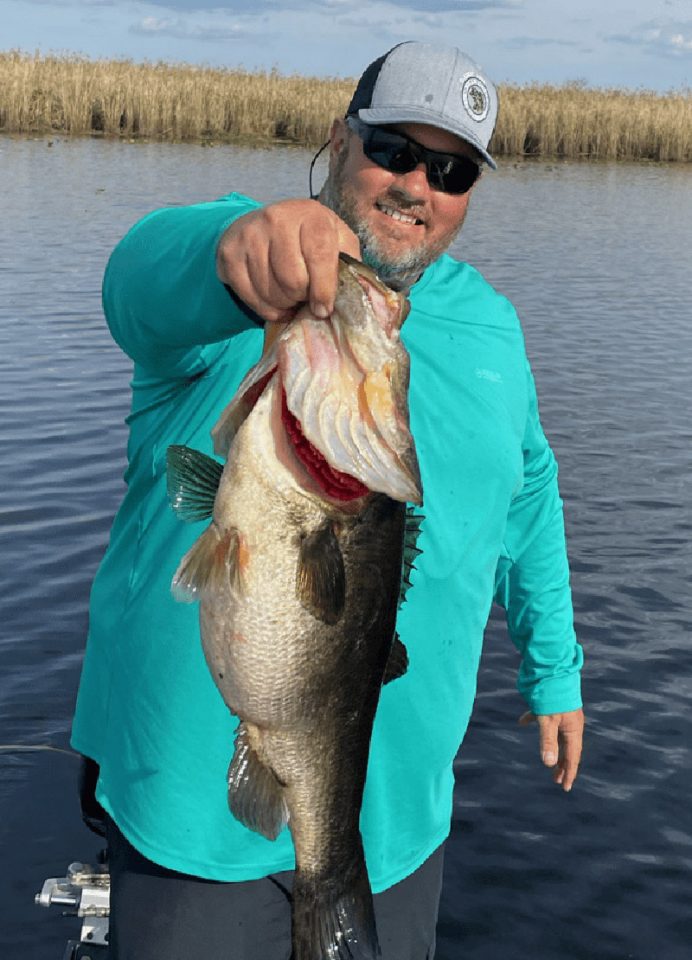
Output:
top-left (72, 41), bottom-right (584, 960)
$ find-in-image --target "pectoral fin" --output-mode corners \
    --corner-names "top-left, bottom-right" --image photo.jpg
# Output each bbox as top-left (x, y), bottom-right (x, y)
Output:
top-left (227, 722), bottom-right (288, 841)
top-left (172, 525), bottom-right (246, 602)
top-left (166, 445), bottom-right (223, 522)
top-left (296, 524), bottom-right (346, 625)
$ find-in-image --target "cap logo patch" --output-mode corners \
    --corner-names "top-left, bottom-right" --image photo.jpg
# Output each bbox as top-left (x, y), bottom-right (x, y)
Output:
top-left (461, 74), bottom-right (490, 123)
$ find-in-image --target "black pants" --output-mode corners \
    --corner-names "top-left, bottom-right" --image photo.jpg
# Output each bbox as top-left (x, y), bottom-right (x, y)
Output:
top-left (106, 816), bottom-right (444, 960)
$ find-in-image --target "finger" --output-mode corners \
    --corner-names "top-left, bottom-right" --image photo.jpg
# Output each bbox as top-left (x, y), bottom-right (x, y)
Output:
top-left (537, 716), bottom-right (559, 768)
top-left (245, 250), bottom-right (299, 320)
top-left (518, 711), bottom-right (536, 727)
top-left (561, 760), bottom-right (579, 792)
top-left (239, 277), bottom-right (295, 324)
top-left (558, 734), bottom-right (583, 792)
top-left (218, 204), bottom-right (312, 320)
top-left (336, 219), bottom-right (362, 260)
top-left (218, 237), bottom-right (283, 321)
top-left (217, 213), bottom-right (262, 292)
top-left (265, 231), bottom-right (312, 307)
top-left (553, 751), bottom-right (579, 791)
top-left (265, 261), bottom-right (309, 314)
top-left (299, 216), bottom-right (342, 318)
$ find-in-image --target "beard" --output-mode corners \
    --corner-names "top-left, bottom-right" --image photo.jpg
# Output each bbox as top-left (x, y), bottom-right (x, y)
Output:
top-left (319, 139), bottom-right (465, 292)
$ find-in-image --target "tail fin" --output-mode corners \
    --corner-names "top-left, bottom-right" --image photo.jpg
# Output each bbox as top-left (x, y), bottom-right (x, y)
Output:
top-left (291, 854), bottom-right (380, 960)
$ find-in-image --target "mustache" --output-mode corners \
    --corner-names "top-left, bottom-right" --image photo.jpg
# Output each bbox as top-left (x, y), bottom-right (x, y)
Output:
top-left (380, 186), bottom-right (427, 213)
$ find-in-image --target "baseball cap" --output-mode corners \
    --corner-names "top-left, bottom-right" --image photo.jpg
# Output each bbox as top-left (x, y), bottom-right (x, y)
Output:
top-left (347, 41), bottom-right (498, 169)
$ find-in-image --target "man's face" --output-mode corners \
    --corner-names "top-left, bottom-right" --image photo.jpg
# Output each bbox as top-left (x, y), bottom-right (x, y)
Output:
top-left (320, 118), bottom-right (480, 289)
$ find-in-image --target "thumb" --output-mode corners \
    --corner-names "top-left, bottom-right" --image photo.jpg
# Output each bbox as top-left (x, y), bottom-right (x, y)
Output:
top-left (336, 220), bottom-right (362, 261)
top-left (537, 716), bottom-right (559, 767)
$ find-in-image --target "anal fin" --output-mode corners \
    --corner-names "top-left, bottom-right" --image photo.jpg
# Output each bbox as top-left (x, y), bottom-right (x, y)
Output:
top-left (382, 632), bottom-right (408, 685)
top-left (227, 722), bottom-right (287, 841)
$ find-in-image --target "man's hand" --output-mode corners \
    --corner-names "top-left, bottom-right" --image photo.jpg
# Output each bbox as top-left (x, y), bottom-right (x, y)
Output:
top-left (519, 708), bottom-right (584, 792)
top-left (217, 199), bottom-right (361, 325)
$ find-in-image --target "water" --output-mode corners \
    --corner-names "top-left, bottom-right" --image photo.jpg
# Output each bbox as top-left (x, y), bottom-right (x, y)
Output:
top-left (1, 136), bottom-right (691, 958)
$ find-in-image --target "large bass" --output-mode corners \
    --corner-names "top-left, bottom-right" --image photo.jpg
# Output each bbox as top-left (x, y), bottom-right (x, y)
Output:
top-left (167, 254), bottom-right (422, 960)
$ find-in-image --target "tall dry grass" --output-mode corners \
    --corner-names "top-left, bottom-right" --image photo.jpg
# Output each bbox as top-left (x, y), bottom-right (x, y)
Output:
top-left (1, 51), bottom-right (690, 161)
top-left (0, 51), bottom-right (353, 145)
top-left (494, 82), bottom-right (691, 162)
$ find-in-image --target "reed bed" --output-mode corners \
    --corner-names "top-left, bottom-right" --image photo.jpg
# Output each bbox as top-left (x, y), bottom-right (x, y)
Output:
top-left (1, 51), bottom-right (690, 161)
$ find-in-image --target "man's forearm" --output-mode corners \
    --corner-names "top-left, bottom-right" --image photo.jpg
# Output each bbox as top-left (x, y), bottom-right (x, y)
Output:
top-left (103, 194), bottom-right (262, 375)
top-left (494, 361), bottom-right (584, 715)
top-left (495, 501), bottom-right (584, 715)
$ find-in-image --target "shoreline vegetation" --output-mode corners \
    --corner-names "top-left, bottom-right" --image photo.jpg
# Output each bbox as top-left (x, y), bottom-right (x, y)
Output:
top-left (1, 51), bottom-right (690, 162)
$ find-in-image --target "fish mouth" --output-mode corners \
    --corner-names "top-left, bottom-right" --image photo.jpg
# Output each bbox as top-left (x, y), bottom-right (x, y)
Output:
top-left (277, 265), bottom-right (422, 506)
top-left (212, 258), bottom-right (422, 507)
top-left (280, 387), bottom-right (369, 503)
top-left (230, 365), bottom-right (370, 505)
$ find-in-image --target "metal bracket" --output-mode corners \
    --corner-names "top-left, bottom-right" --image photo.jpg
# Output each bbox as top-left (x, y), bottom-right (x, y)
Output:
top-left (35, 861), bottom-right (110, 952)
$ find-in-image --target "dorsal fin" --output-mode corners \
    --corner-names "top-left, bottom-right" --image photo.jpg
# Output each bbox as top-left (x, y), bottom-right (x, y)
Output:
top-left (399, 507), bottom-right (424, 609)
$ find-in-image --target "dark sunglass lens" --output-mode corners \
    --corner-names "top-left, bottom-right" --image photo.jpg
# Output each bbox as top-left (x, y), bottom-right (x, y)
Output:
top-left (382, 145), bottom-right (419, 174)
top-left (364, 132), bottom-right (418, 175)
top-left (431, 157), bottom-right (480, 194)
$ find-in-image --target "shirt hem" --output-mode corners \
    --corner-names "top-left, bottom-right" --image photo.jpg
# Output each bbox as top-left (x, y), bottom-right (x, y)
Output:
top-left (368, 827), bottom-right (451, 894)
top-left (97, 787), bottom-right (296, 880)
top-left (97, 784), bottom-right (450, 892)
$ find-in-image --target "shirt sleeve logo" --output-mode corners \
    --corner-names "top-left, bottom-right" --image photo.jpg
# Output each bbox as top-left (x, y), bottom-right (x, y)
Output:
top-left (460, 74), bottom-right (490, 123)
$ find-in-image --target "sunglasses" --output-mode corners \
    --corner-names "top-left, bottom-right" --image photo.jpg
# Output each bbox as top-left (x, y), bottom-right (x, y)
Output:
top-left (346, 116), bottom-right (482, 196)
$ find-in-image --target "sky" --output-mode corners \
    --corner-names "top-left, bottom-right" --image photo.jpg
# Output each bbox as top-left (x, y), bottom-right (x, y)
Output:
top-left (2, 0), bottom-right (691, 91)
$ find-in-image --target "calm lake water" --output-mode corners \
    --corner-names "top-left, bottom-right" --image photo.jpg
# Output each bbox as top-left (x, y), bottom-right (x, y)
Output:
top-left (1, 136), bottom-right (691, 959)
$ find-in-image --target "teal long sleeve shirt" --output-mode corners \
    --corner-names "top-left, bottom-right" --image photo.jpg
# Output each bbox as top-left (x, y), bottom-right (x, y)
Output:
top-left (71, 193), bottom-right (583, 891)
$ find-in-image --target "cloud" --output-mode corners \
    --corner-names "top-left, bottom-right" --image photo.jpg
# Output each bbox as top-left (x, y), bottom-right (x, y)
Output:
top-left (607, 20), bottom-right (692, 58)
top-left (136, 0), bottom-right (274, 10)
top-left (670, 32), bottom-right (692, 52)
top-left (137, 0), bottom-right (519, 13)
top-left (130, 14), bottom-right (252, 40)
top-left (501, 35), bottom-right (580, 49)
top-left (14, 0), bottom-right (117, 6)
top-left (361, 0), bottom-right (519, 10)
